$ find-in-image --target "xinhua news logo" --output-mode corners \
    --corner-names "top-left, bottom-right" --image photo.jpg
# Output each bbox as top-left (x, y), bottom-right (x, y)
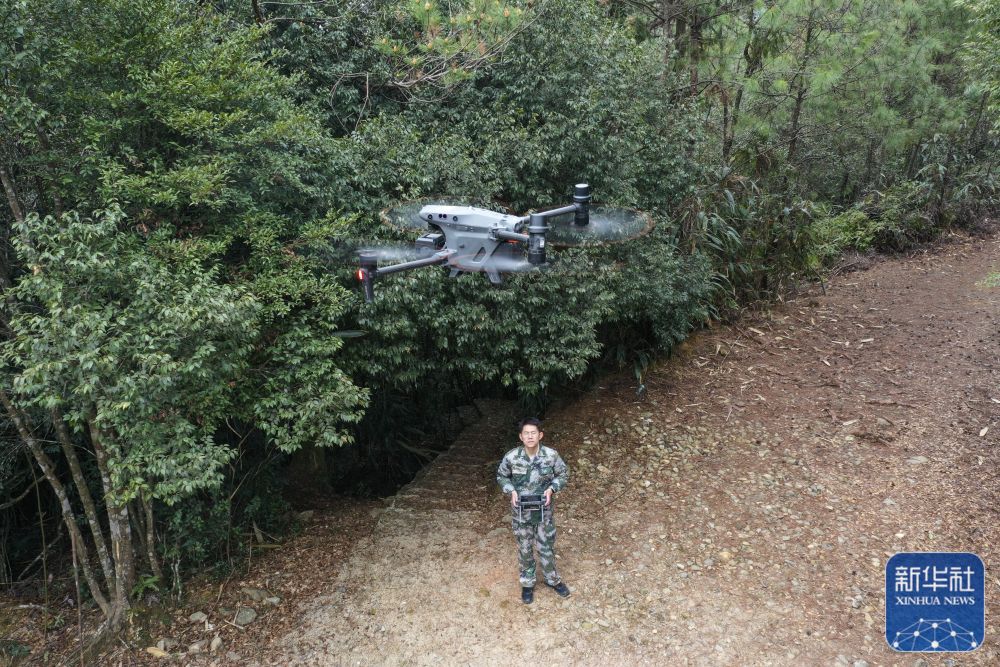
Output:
top-left (885, 552), bottom-right (985, 652)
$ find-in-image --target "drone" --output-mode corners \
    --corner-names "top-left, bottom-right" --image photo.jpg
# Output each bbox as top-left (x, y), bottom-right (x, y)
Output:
top-left (357, 183), bottom-right (652, 301)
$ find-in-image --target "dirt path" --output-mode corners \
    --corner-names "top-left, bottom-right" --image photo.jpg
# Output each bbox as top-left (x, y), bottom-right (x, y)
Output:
top-left (241, 231), bottom-right (996, 666)
top-left (68, 230), bottom-right (997, 666)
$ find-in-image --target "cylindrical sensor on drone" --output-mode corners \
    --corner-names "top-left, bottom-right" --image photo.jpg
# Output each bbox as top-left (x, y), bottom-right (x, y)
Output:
top-left (573, 183), bottom-right (590, 226)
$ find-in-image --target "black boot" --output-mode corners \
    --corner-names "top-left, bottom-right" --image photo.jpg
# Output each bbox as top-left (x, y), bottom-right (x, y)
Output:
top-left (545, 581), bottom-right (570, 597)
top-left (521, 587), bottom-right (534, 604)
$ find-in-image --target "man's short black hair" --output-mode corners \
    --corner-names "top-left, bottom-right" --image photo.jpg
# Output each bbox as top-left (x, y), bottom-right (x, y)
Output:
top-left (518, 417), bottom-right (543, 432)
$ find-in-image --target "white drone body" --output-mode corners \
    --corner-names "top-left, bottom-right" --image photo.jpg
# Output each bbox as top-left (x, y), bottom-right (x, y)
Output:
top-left (358, 184), bottom-right (592, 301)
top-left (416, 205), bottom-right (534, 281)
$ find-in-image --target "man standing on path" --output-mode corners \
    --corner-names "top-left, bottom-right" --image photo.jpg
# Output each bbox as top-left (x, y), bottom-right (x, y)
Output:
top-left (496, 418), bottom-right (571, 604)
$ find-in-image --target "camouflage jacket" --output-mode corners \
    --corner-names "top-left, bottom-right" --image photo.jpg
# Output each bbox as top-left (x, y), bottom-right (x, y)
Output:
top-left (496, 445), bottom-right (569, 497)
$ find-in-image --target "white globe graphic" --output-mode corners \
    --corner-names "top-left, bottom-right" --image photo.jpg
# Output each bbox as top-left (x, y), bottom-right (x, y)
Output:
top-left (892, 619), bottom-right (978, 651)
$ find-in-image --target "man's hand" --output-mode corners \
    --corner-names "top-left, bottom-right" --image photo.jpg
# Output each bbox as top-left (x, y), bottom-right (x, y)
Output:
top-left (544, 488), bottom-right (553, 506)
top-left (510, 490), bottom-right (519, 507)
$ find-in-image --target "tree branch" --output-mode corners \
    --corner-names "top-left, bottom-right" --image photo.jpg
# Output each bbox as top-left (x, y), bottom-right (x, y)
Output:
top-left (0, 475), bottom-right (41, 510)
top-left (0, 165), bottom-right (25, 225)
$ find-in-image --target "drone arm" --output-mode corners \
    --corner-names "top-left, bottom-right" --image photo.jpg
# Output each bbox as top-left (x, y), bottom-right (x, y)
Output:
top-left (358, 251), bottom-right (452, 303)
top-left (533, 203), bottom-right (577, 220)
top-left (493, 229), bottom-right (529, 243)
top-left (374, 251), bottom-right (451, 276)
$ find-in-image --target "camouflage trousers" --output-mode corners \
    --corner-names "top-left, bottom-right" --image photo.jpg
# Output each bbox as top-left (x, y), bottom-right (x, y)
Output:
top-left (512, 517), bottom-right (560, 588)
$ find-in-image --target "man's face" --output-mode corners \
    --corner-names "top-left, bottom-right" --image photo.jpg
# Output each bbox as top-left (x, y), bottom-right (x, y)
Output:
top-left (519, 425), bottom-right (542, 450)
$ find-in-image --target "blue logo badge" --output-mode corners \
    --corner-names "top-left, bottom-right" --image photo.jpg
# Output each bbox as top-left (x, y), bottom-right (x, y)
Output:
top-left (885, 552), bottom-right (985, 652)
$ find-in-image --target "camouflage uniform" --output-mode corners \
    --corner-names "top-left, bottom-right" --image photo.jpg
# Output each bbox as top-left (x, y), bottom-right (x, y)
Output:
top-left (496, 445), bottom-right (569, 588)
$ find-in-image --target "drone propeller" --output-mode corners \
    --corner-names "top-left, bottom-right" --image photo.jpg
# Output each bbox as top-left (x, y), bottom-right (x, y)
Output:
top-left (356, 244), bottom-right (433, 263)
top-left (537, 206), bottom-right (654, 247)
top-left (481, 245), bottom-right (538, 274)
top-left (301, 240), bottom-right (431, 274)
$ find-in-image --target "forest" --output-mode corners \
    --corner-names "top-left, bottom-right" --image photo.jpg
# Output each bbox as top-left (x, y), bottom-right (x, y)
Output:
top-left (1, 0), bottom-right (998, 652)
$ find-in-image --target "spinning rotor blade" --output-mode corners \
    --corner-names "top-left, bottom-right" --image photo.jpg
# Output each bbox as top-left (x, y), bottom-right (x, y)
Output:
top-left (357, 244), bottom-right (431, 263)
top-left (306, 241), bottom-right (427, 268)
top-left (486, 253), bottom-right (537, 274)
top-left (542, 207), bottom-right (654, 247)
top-left (380, 200), bottom-right (441, 232)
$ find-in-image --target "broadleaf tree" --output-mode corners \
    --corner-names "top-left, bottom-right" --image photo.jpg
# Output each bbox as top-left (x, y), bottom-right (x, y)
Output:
top-left (0, 0), bottom-right (367, 627)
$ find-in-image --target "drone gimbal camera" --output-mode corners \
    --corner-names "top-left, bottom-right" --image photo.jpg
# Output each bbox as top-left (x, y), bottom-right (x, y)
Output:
top-left (357, 184), bottom-right (593, 302)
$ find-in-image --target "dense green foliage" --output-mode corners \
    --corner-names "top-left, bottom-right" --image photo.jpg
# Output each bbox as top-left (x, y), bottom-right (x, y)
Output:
top-left (961, 0), bottom-right (1000, 122)
top-left (1, 0), bottom-right (367, 617)
top-left (611, 0), bottom-right (999, 304)
top-left (5, 208), bottom-right (255, 502)
top-left (0, 0), bottom-right (995, 624)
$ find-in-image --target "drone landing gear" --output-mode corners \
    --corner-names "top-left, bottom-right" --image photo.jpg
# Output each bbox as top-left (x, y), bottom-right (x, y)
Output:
top-left (448, 267), bottom-right (502, 284)
top-left (448, 269), bottom-right (503, 285)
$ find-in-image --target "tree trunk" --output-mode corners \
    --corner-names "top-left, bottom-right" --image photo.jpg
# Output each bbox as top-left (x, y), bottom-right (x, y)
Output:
top-left (861, 137), bottom-right (878, 192)
top-left (967, 92), bottom-right (989, 156)
top-left (0, 166), bottom-right (25, 225)
top-left (784, 7), bottom-right (817, 197)
top-left (838, 167), bottom-right (852, 204)
top-left (33, 127), bottom-right (65, 217)
top-left (141, 493), bottom-right (164, 582)
top-left (52, 408), bottom-right (115, 586)
top-left (88, 418), bottom-right (134, 619)
top-left (725, 4), bottom-right (763, 162)
top-left (0, 390), bottom-right (112, 617)
top-left (786, 77), bottom-right (808, 167)
top-left (721, 85), bottom-right (731, 162)
top-left (688, 8), bottom-right (703, 99)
